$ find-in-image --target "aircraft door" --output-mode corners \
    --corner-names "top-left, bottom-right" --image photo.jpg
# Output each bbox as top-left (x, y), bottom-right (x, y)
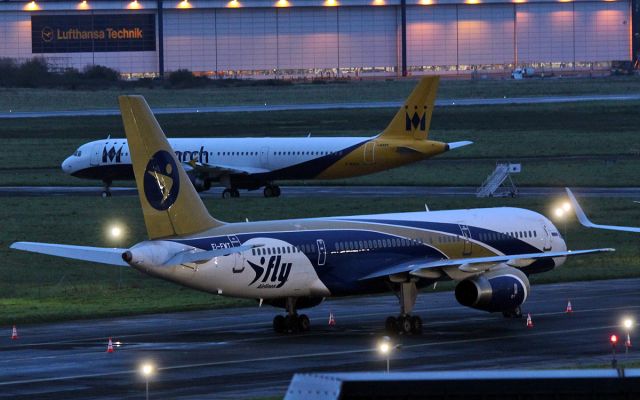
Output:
top-left (542, 225), bottom-right (552, 251)
top-left (260, 146), bottom-right (270, 169)
top-left (316, 239), bottom-right (326, 266)
top-left (363, 141), bottom-right (376, 164)
top-left (90, 143), bottom-right (103, 166)
top-left (227, 235), bottom-right (245, 273)
top-left (459, 224), bottom-right (472, 256)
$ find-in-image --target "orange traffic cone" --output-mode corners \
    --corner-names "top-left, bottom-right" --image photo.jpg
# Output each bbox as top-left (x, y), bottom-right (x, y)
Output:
top-left (526, 313), bottom-right (534, 328)
top-left (11, 325), bottom-right (18, 340)
top-left (328, 311), bottom-right (336, 327)
top-left (106, 337), bottom-right (114, 353)
top-left (565, 300), bottom-right (573, 313)
top-left (626, 333), bottom-right (632, 348)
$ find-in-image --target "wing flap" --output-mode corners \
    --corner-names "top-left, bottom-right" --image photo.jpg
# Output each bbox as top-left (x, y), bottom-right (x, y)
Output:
top-left (11, 242), bottom-right (128, 266)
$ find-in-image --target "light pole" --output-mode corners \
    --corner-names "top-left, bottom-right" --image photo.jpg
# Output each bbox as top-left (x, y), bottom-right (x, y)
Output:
top-left (140, 363), bottom-right (154, 400)
top-left (107, 223), bottom-right (126, 288)
top-left (623, 317), bottom-right (634, 354)
top-left (610, 334), bottom-right (618, 368)
top-left (378, 336), bottom-right (392, 373)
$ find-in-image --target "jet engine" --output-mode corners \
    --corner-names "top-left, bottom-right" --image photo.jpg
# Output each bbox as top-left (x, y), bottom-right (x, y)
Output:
top-left (186, 171), bottom-right (211, 192)
top-left (454, 266), bottom-right (530, 313)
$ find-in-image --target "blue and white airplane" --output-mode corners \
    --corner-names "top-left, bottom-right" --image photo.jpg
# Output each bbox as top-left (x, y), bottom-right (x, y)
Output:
top-left (11, 96), bottom-right (612, 334)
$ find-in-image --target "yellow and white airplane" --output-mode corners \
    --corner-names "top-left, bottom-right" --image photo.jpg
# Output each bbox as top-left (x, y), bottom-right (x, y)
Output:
top-left (566, 188), bottom-right (640, 233)
top-left (61, 77), bottom-right (471, 198)
top-left (11, 96), bottom-right (611, 334)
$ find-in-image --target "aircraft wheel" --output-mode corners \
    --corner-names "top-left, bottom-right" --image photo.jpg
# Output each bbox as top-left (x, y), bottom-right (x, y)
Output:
top-left (231, 189), bottom-right (240, 198)
top-left (284, 314), bottom-right (299, 333)
top-left (399, 316), bottom-right (412, 335)
top-left (263, 186), bottom-right (274, 198)
top-left (385, 316), bottom-right (397, 334)
top-left (222, 189), bottom-right (233, 199)
top-left (410, 316), bottom-right (423, 335)
top-left (273, 315), bottom-right (286, 333)
top-left (273, 186), bottom-right (281, 197)
top-left (298, 314), bottom-right (311, 332)
top-left (101, 191), bottom-right (112, 198)
top-left (502, 306), bottom-right (523, 319)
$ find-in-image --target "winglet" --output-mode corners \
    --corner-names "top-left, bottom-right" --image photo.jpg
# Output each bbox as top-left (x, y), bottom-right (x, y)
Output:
top-left (119, 95), bottom-right (224, 239)
top-left (565, 188), bottom-right (640, 233)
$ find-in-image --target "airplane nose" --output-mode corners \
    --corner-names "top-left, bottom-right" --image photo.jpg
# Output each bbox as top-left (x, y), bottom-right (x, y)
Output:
top-left (61, 156), bottom-right (73, 173)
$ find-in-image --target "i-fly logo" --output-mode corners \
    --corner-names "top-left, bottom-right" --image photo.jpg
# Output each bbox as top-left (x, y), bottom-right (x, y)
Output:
top-left (405, 105), bottom-right (428, 132)
top-left (245, 255), bottom-right (292, 289)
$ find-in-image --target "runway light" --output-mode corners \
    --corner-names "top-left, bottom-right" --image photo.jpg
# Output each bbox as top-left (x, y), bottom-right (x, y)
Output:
top-left (275, 0), bottom-right (290, 6)
top-left (554, 208), bottom-right (565, 218)
top-left (611, 334), bottom-right (618, 344)
top-left (419, 0), bottom-right (434, 4)
top-left (623, 318), bottom-right (634, 330)
top-left (141, 363), bottom-right (154, 377)
top-left (372, 0), bottom-right (386, 5)
top-left (324, 0), bottom-right (339, 6)
top-left (562, 202), bottom-right (571, 212)
top-left (377, 336), bottom-right (393, 373)
top-left (227, 0), bottom-right (241, 7)
top-left (77, 0), bottom-right (90, 10)
top-left (178, 0), bottom-right (192, 8)
top-left (24, 1), bottom-right (40, 11)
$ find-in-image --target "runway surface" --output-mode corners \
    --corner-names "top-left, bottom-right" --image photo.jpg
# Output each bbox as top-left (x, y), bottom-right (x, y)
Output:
top-left (1, 278), bottom-right (639, 399)
top-left (2, 93), bottom-right (640, 119)
top-left (1, 185), bottom-right (640, 198)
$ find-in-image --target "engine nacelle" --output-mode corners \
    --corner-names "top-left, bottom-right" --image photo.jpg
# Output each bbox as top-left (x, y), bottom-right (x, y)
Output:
top-left (454, 266), bottom-right (530, 313)
top-left (186, 172), bottom-right (211, 192)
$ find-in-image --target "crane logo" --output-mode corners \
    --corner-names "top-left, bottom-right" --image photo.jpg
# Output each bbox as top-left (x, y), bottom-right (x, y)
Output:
top-left (143, 150), bottom-right (180, 210)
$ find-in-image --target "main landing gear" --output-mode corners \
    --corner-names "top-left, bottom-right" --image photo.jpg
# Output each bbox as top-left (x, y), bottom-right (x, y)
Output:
top-left (263, 185), bottom-right (281, 198)
top-left (222, 188), bottom-right (240, 199)
top-left (273, 298), bottom-right (310, 334)
top-left (101, 179), bottom-right (112, 198)
top-left (502, 306), bottom-right (523, 319)
top-left (385, 281), bottom-right (423, 335)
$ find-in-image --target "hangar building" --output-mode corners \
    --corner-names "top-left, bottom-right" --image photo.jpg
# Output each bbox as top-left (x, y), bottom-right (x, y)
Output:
top-left (0, 0), bottom-right (637, 78)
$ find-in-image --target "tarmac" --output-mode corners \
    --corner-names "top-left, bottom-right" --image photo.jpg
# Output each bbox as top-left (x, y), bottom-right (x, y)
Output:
top-left (1, 278), bottom-right (639, 399)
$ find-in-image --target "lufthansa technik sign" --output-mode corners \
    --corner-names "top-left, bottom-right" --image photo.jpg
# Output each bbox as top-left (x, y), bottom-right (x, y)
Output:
top-left (32, 14), bottom-right (156, 53)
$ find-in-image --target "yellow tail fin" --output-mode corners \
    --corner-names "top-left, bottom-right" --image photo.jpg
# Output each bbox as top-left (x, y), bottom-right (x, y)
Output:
top-left (379, 76), bottom-right (439, 141)
top-left (118, 95), bottom-right (224, 239)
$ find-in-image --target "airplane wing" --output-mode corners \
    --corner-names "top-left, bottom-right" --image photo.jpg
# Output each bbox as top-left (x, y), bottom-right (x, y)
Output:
top-left (566, 188), bottom-right (640, 233)
top-left (359, 247), bottom-right (614, 280)
top-left (185, 159), bottom-right (270, 177)
top-left (10, 242), bottom-right (129, 266)
top-left (447, 141), bottom-right (473, 150)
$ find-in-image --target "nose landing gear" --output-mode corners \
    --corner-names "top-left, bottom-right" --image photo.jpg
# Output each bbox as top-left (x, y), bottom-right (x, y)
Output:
top-left (101, 179), bottom-right (112, 198)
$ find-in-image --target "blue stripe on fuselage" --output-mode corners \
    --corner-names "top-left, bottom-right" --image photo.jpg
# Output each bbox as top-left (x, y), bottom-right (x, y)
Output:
top-left (336, 218), bottom-right (542, 255)
top-left (171, 229), bottom-right (445, 296)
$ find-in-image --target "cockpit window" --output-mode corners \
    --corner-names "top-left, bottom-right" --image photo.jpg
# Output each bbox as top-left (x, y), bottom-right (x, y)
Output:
top-left (74, 151), bottom-right (82, 157)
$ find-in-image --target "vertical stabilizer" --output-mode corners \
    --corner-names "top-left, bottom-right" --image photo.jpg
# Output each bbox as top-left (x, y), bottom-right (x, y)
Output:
top-left (378, 76), bottom-right (439, 140)
top-left (118, 95), bottom-right (224, 239)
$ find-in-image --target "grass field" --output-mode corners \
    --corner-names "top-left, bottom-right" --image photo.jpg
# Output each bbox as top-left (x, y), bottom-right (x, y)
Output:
top-left (2, 195), bottom-right (638, 325)
top-left (1, 101), bottom-right (639, 187)
top-left (2, 76), bottom-right (640, 112)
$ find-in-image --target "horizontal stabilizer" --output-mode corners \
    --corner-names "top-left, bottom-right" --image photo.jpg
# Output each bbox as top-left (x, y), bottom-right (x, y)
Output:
top-left (566, 188), bottom-right (640, 233)
top-left (447, 141), bottom-right (473, 150)
top-left (10, 242), bottom-right (128, 266)
top-left (359, 247), bottom-right (614, 280)
top-left (164, 243), bottom-right (263, 266)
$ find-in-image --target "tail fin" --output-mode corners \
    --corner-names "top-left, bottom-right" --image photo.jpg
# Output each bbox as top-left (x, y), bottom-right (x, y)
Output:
top-left (118, 95), bottom-right (224, 239)
top-left (378, 76), bottom-right (439, 141)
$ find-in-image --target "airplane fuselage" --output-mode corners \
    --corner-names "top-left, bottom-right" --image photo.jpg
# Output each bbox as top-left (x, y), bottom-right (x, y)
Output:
top-left (130, 207), bottom-right (567, 300)
top-left (62, 136), bottom-right (449, 188)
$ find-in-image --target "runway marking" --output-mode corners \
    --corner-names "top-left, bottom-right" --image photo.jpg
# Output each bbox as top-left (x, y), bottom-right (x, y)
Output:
top-left (0, 323), bottom-right (622, 386)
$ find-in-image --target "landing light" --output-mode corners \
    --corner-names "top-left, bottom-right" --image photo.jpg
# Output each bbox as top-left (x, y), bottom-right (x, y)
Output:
top-left (623, 317), bottom-right (634, 330)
